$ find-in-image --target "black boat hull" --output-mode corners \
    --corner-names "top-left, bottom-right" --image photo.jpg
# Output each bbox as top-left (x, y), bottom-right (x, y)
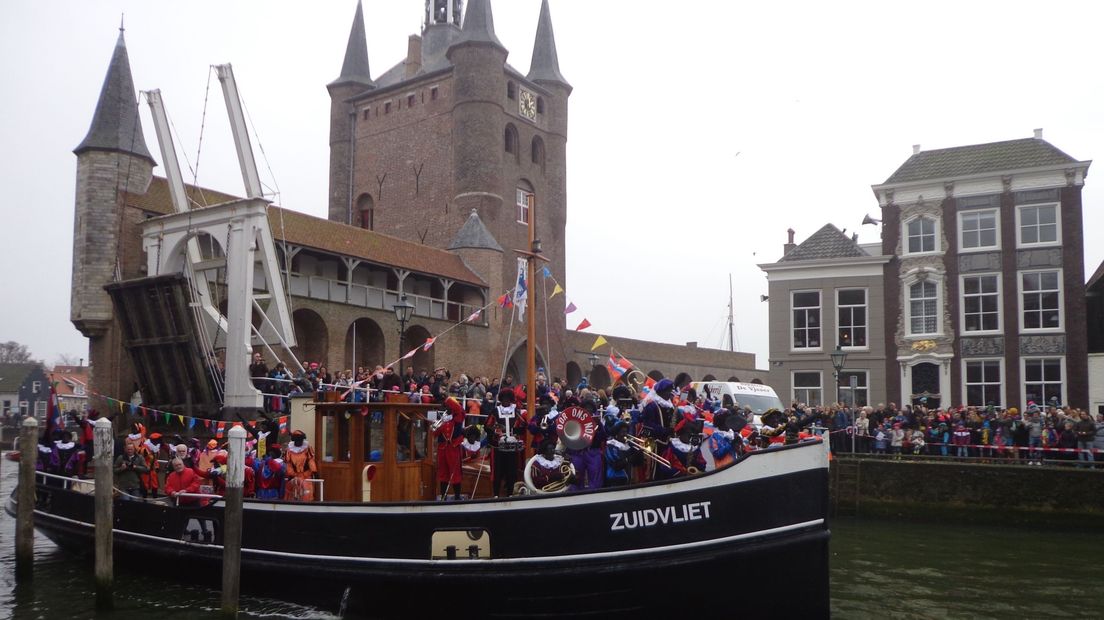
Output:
top-left (13, 441), bottom-right (830, 618)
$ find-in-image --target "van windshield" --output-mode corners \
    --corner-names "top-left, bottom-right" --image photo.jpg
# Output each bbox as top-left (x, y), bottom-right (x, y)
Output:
top-left (728, 393), bottom-right (784, 414)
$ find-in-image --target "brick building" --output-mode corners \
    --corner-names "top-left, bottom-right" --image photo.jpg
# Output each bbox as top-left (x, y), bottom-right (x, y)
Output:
top-left (69, 1), bottom-right (762, 409)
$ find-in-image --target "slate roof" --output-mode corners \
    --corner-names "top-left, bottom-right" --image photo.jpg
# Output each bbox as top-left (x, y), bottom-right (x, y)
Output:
top-left (124, 178), bottom-right (485, 287)
top-left (330, 0), bottom-right (374, 87)
top-left (779, 224), bottom-right (869, 262)
top-left (1087, 259), bottom-right (1104, 294)
top-left (884, 138), bottom-right (1079, 184)
top-left (74, 31), bottom-right (155, 165)
top-left (449, 209), bottom-right (503, 251)
top-left (527, 0), bottom-right (570, 91)
top-left (453, 0), bottom-right (505, 51)
top-left (0, 364), bottom-right (42, 394)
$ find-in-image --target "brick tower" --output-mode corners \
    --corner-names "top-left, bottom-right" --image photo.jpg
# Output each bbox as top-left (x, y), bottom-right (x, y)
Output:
top-left (71, 28), bottom-right (155, 404)
top-left (327, 0), bottom-right (571, 378)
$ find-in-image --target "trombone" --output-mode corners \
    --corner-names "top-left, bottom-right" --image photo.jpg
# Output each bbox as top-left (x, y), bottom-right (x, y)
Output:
top-left (625, 434), bottom-right (672, 468)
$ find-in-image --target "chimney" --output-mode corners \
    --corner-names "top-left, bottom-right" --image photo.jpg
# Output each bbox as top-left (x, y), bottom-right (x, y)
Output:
top-left (851, 232), bottom-right (859, 243)
top-left (685, 341), bottom-right (698, 348)
top-left (912, 144), bottom-right (921, 155)
top-left (404, 35), bottom-right (423, 78)
top-left (1033, 128), bottom-right (1043, 139)
top-left (783, 228), bottom-right (796, 255)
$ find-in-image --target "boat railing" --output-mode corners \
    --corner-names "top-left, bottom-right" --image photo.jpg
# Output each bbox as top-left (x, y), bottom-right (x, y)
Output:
top-left (301, 477), bottom-right (325, 502)
top-left (174, 492), bottom-right (225, 506)
top-left (34, 471), bottom-right (94, 492)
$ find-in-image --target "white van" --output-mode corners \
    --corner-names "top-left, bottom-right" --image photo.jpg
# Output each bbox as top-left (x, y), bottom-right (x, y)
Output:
top-left (689, 381), bottom-right (784, 425)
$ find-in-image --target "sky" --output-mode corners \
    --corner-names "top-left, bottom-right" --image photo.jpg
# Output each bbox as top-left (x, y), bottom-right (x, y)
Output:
top-left (2, 0), bottom-right (1103, 369)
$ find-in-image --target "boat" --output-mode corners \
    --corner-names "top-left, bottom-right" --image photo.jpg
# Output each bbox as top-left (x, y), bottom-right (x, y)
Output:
top-left (8, 62), bottom-right (830, 619)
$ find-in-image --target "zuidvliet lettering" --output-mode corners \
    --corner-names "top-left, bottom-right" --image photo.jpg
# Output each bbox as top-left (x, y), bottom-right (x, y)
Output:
top-left (609, 501), bottom-right (712, 531)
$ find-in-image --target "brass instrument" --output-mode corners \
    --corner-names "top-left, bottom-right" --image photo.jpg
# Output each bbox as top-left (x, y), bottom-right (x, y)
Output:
top-left (430, 412), bottom-right (452, 432)
top-left (686, 466), bottom-right (701, 476)
top-left (541, 463), bottom-right (576, 493)
top-left (624, 434), bottom-right (672, 468)
top-left (623, 369), bottom-right (647, 396)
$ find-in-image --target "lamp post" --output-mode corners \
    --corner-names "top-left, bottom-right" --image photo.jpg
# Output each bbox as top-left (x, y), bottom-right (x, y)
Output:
top-left (394, 295), bottom-right (415, 376)
top-left (829, 345), bottom-right (848, 407)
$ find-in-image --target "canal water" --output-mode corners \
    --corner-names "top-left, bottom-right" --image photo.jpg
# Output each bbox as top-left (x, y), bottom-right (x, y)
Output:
top-left (2, 455), bottom-right (1103, 618)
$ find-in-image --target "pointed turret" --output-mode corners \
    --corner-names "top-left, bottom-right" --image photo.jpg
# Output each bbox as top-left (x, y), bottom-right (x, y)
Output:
top-left (331, 0), bottom-right (374, 87)
top-left (527, 0), bottom-right (570, 92)
top-left (74, 30), bottom-right (155, 165)
top-left (451, 0), bottom-right (506, 53)
top-left (449, 209), bottom-right (503, 252)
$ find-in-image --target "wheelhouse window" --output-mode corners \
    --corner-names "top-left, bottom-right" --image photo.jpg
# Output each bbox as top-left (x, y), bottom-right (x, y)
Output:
top-left (965, 360), bottom-right (1002, 407)
top-left (1024, 358), bottom-right (1063, 407)
top-left (906, 216), bottom-right (937, 254)
top-left (1018, 203), bottom-right (1059, 246)
top-left (960, 210), bottom-right (998, 250)
top-left (791, 291), bottom-right (821, 350)
top-left (792, 371), bottom-right (822, 406)
top-left (1021, 270), bottom-right (1061, 330)
top-left (837, 288), bottom-right (867, 348)
top-left (908, 280), bottom-right (939, 335)
top-left (962, 274), bottom-right (999, 332)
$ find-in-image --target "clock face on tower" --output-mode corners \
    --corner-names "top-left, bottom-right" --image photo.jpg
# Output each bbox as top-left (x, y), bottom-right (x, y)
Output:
top-left (519, 89), bottom-right (537, 121)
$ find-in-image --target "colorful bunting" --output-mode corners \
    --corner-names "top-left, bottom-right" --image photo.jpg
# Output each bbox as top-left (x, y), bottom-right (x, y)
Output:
top-left (465, 309), bottom-right (482, 323)
top-left (542, 266), bottom-right (552, 278)
top-left (576, 318), bottom-right (592, 331)
top-left (564, 302), bottom-right (577, 314)
top-left (402, 348), bottom-right (418, 360)
top-left (550, 284), bottom-right (563, 298)
top-left (216, 422), bottom-right (226, 439)
top-left (590, 335), bottom-right (608, 351)
top-left (497, 293), bottom-right (513, 309)
top-left (278, 416), bottom-right (289, 433)
top-left (607, 353), bottom-right (630, 382)
top-left (422, 337), bottom-right (436, 352)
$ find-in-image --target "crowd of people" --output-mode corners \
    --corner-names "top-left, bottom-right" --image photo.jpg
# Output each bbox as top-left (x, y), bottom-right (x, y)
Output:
top-left (820, 401), bottom-right (1104, 466)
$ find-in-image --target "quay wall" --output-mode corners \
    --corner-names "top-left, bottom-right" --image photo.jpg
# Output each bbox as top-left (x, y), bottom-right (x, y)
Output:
top-left (830, 456), bottom-right (1104, 528)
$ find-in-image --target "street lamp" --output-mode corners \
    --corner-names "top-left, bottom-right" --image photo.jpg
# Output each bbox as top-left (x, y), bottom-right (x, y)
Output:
top-left (829, 344), bottom-right (848, 406)
top-left (588, 352), bottom-right (600, 368)
top-left (394, 294), bottom-right (416, 376)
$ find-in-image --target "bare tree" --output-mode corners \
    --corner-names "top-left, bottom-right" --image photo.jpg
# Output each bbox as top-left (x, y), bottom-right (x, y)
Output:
top-left (0, 341), bottom-right (35, 364)
top-left (53, 353), bottom-right (83, 368)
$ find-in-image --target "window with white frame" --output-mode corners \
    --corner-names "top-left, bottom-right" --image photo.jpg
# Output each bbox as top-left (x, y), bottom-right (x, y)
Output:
top-left (838, 370), bottom-right (869, 407)
top-left (1021, 270), bottom-right (1061, 330)
top-left (908, 280), bottom-right (939, 335)
top-left (964, 359), bottom-right (1002, 407)
top-left (1024, 358), bottom-right (1063, 407)
top-left (516, 187), bottom-right (533, 224)
top-left (791, 291), bottom-right (821, 349)
top-left (1018, 203), bottom-right (1059, 246)
top-left (792, 371), bottom-right (822, 406)
top-left (962, 274), bottom-right (999, 332)
top-left (32, 381), bottom-right (41, 394)
top-left (19, 401), bottom-right (28, 415)
top-left (34, 401), bottom-right (46, 419)
top-left (837, 289), bottom-right (867, 348)
top-left (906, 216), bottom-right (937, 254)
top-left (959, 210), bottom-right (998, 250)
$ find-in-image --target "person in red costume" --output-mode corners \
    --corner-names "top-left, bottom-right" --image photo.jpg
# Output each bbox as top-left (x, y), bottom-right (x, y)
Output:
top-left (164, 457), bottom-right (205, 506)
top-left (433, 385), bottom-right (466, 501)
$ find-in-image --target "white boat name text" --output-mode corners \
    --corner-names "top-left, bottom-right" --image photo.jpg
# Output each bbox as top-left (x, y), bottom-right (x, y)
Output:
top-left (609, 501), bottom-right (712, 531)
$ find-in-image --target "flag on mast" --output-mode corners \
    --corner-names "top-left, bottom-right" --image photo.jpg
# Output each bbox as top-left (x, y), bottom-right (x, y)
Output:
top-left (514, 257), bottom-right (528, 323)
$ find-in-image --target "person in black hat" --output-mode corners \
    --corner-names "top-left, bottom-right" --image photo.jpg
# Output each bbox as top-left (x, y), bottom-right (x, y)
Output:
top-left (604, 421), bottom-right (634, 486)
top-left (485, 388), bottom-right (526, 497)
top-left (639, 379), bottom-right (676, 479)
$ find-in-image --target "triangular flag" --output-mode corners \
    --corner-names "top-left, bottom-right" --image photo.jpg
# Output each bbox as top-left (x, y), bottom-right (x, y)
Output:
top-left (564, 302), bottom-right (577, 314)
top-left (576, 318), bottom-right (592, 331)
top-left (402, 348), bottom-right (418, 360)
top-left (118, 400), bottom-right (125, 415)
top-left (189, 418), bottom-right (196, 429)
top-left (590, 335), bottom-right (608, 351)
top-left (140, 406), bottom-right (148, 417)
top-left (465, 309), bottom-right (482, 323)
top-left (217, 422), bottom-right (226, 439)
top-left (163, 412), bottom-right (170, 424)
top-left (497, 293), bottom-right (513, 309)
top-left (422, 337), bottom-right (436, 352)
top-left (550, 284), bottom-right (564, 298)
top-left (542, 266), bottom-right (552, 278)
top-left (176, 415), bottom-right (184, 426)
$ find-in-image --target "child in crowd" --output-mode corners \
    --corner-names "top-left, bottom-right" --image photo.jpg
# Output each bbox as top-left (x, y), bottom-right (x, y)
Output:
top-left (872, 424), bottom-right (888, 455)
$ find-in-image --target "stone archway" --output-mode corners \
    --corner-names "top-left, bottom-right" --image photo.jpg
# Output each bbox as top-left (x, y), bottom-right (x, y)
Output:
top-left (504, 340), bottom-right (546, 387)
top-left (345, 317), bottom-right (385, 372)
top-left (674, 372), bottom-right (693, 389)
top-left (702, 374), bottom-right (717, 381)
top-left (566, 361), bottom-right (582, 389)
top-left (647, 370), bottom-right (665, 381)
top-left (292, 309), bottom-right (328, 367)
top-left (589, 365), bottom-right (612, 390)
top-left (728, 376), bottom-right (741, 382)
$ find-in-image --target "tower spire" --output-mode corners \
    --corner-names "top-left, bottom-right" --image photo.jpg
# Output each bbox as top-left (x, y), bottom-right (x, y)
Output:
top-left (332, 0), bottom-right (373, 87)
top-left (527, 0), bottom-right (570, 91)
top-left (453, 0), bottom-right (504, 51)
top-left (74, 29), bottom-right (154, 165)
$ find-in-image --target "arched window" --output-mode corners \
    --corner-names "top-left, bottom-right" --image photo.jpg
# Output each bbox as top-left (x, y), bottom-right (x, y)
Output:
top-left (531, 136), bottom-right (545, 173)
top-left (516, 180), bottom-right (534, 225)
top-left (507, 81), bottom-right (517, 100)
top-left (356, 193), bottom-right (374, 230)
top-left (536, 96), bottom-right (545, 114)
top-left (504, 124), bottom-right (519, 163)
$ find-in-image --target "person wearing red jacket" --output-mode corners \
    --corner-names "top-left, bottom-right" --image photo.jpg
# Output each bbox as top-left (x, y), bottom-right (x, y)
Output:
top-left (434, 388), bottom-right (466, 501)
top-left (164, 457), bottom-right (205, 505)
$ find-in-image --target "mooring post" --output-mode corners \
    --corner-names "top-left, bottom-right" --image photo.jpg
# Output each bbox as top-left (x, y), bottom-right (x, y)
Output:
top-left (221, 424), bottom-right (246, 617)
top-left (16, 416), bottom-right (38, 581)
top-left (94, 417), bottom-right (114, 609)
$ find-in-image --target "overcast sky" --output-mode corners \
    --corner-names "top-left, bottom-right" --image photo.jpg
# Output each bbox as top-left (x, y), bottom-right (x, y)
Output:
top-left (2, 0), bottom-right (1102, 370)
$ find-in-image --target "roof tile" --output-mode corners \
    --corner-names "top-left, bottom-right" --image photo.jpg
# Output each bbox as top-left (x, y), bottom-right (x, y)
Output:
top-left (885, 138), bottom-right (1079, 184)
top-left (779, 224), bottom-right (868, 262)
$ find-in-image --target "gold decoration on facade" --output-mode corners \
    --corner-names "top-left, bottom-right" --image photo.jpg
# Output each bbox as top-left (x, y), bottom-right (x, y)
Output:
top-left (911, 340), bottom-right (937, 352)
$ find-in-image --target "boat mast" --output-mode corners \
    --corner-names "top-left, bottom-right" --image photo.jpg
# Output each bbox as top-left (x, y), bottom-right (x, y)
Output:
top-left (526, 194), bottom-right (538, 420)
top-left (728, 273), bottom-right (735, 352)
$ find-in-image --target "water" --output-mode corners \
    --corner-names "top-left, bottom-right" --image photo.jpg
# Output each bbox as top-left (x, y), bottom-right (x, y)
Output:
top-left (3, 454), bottom-right (1102, 618)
